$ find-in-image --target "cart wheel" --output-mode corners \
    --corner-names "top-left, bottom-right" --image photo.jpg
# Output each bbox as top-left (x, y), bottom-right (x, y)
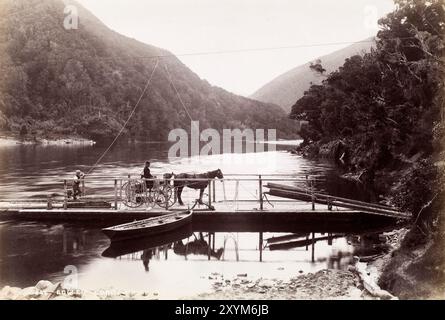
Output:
top-left (121, 180), bottom-right (144, 208)
top-left (155, 185), bottom-right (176, 209)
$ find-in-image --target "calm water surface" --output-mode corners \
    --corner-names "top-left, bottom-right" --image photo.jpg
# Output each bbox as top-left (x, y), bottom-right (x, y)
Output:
top-left (0, 141), bottom-right (386, 297)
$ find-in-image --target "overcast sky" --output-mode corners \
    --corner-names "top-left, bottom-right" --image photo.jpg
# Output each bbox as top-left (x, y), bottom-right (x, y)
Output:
top-left (77, 0), bottom-right (395, 96)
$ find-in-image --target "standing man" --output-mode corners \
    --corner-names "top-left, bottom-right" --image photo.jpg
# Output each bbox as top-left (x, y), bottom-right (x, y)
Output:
top-left (73, 170), bottom-right (85, 200)
top-left (141, 161), bottom-right (154, 192)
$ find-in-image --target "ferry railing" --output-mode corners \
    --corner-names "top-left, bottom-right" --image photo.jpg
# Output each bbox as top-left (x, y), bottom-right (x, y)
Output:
top-left (0, 174), bottom-right (323, 211)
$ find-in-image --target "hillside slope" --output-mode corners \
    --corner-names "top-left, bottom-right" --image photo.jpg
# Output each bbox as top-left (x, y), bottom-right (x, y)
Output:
top-left (251, 39), bottom-right (375, 112)
top-left (0, 0), bottom-right (296, 140)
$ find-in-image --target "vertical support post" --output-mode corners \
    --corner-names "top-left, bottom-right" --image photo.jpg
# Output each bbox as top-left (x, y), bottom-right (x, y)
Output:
top-left (63, 179), bottom-right (67, 210)
top-left (128, 173), bottom-right (131, 201)
top-left (207, 233), bottom-right (211, 261)
top-left (259, 232), bottom-right (263, 262)
top-left (165, 182), bottom-right (169, 211)
top-left (145, 178), bottom-right (149, 208)
top-left (311, 178), bottom-right (315, 211)
top-left (305, 235), bottom-right (309, 251)
top-left (119, 179), bottom-right (122, 204)
top-left (208, 179), bottom-right (212, 209)
top-left (259, 175), bottom-right (263, 210)
top-left (212, 180), bottom-right (216, 202)
top-left (328, 233), bottom-right (333, 246)
top-left (82, 179), bottom-right (85, 197)
top-left (47, 195), bottom-right (53, 210)
top-left (114, 179), bottom-right (118, 210)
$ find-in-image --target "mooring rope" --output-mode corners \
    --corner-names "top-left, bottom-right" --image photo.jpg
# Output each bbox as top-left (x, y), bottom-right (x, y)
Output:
top-left (161, 58), bottom-right (200, 132)
top-left (87, 59), bottom-right (160, 175)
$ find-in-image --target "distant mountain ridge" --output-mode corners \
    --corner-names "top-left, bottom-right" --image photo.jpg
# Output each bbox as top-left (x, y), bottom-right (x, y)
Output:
top-left (250, 39), bottom-right (376, 112)
top-left (0, 0), bottom-right (297, 140)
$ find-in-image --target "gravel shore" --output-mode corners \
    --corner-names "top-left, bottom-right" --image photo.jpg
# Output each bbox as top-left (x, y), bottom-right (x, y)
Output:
top-left (0, 269), bottom-right (376, 300)
top-left (193, 269), bottom-right (373, 300)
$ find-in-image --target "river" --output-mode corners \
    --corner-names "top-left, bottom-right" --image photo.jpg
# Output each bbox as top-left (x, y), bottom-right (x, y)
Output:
top-left (0, 140), bottom-right (388, 298)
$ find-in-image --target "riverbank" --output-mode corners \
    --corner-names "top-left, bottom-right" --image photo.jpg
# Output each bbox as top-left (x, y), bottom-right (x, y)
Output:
top-left (0, 254), bottom-right (399, 301)
top-left (0, 136), bottom-right (95, 146)
top-left (293, 136), bottom-right (445, 300)
top-left (377, 227), bottom-right (445, 299)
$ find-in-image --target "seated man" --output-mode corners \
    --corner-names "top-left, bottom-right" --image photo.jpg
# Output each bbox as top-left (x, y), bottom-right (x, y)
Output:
top-left (72, 170), bottom-right (85, 200)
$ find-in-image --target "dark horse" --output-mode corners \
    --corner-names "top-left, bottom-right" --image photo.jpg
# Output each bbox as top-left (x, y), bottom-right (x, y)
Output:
top-left (168, 169), bottom-right (223, 206)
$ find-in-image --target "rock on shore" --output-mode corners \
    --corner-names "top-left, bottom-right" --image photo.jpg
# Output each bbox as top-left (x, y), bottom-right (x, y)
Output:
top-left (0, 280), bottom-right (158, 301)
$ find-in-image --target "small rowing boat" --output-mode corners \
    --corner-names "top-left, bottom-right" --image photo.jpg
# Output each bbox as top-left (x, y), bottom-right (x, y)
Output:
top-left (102, 210), bottom-right (193, 240)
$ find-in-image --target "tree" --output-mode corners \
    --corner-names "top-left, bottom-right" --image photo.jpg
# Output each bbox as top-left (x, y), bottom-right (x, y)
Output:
top-left (309, 59), bottom-right (326, 75)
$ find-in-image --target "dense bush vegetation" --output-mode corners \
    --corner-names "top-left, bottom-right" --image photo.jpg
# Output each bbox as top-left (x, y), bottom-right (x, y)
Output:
top-left (291, 0), bottom-right (444, 221)
top-left (289, 1), bottom-right (444, 296)
top-left (0, 0), bottom-right (297, 141)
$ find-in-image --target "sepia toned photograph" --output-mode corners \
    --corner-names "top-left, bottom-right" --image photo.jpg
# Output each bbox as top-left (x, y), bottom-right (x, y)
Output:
top-left (0, 0), bottom-right (444, 305)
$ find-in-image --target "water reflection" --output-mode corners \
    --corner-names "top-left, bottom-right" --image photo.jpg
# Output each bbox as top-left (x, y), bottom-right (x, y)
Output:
top-left (141, 249), bottom-right (154, 272)
top-left (174, 233), bottom-right (224, 261)
top-left (0, 220), bottom-right (395, 296)
top-left (0, 142), bottom-right (389, 296)
top-left (101, 227), bottom-right (393, 273)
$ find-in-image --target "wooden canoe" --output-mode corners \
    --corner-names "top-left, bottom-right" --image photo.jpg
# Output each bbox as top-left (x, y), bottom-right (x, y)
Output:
top-left (102, 210), bottom-right (193, 240)
top-left (266, 183), bottom-right (398, 211)
top-left (265, 185), bottom-right (410, 220)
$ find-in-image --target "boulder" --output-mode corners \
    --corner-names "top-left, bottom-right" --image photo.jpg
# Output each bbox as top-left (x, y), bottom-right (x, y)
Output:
top-left (35, 280), bottom-right (53, 291)
top-left (258, 279), bottom-right (274, 288)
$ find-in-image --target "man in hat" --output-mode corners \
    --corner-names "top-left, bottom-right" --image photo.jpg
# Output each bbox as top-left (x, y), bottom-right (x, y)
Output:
top-left (141, 161), bottom-right (154, 192)
top-left (73, 170), bottom-right (85, 200)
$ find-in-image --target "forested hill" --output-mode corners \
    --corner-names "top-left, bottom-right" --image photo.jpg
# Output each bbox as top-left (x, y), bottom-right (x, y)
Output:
top-left (251, 39), bottom-right (375, 112)
top-left (0, 0), bottom-right (297, 141)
